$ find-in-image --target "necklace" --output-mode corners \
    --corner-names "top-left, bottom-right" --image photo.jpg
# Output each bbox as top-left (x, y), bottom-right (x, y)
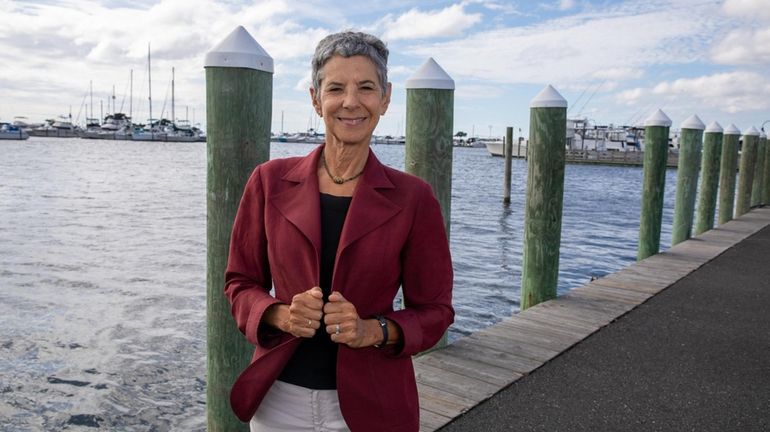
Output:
top-left (321, 150), bottom-right (365, 184)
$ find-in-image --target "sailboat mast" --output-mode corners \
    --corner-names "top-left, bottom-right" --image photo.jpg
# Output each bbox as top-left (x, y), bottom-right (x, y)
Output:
top-left (130, 69), bottom-right (133, 122)
top-left (90, 80), bottom-right (93, 123)
top-left (112, 85), bottom-right (116, 115)
top-left (148, 43), bottom-right (152, 130)
top-left (171, 67), bottom-right (175, 123)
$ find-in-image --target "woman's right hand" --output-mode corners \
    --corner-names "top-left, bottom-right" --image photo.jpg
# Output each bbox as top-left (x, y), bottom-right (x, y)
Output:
top-left (266, 287), bottom-right (324, 338)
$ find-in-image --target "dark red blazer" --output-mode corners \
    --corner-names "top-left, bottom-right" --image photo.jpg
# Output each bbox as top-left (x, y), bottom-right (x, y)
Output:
top-left (224, 145), bottom-right (454, 431)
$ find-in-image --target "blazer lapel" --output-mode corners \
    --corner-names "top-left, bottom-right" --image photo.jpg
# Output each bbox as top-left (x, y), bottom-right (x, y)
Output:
top-left (270, 146), bottom-right (323, 254)
top-left (338, 151), bottom-right (402, 254)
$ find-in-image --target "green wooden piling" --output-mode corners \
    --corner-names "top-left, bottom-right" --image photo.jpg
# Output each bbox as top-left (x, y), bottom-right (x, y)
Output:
top-left (718, 124), bottom-right (741, 225)
top-left (521, 85), bottom-right (567, 310)
top-left (503, 126), bottom-right (514, 204)
top-left (760, 132), bottom-right (770, 205)
top-left (751, 133), bottom-right (766, 207)
top-left (204, 26), bottom-right (273, 431)
top-left (694, 121), bottom-right (723, 235)
top-left (735, 127), bottom-right (760, 217)
top-left (404, 57), bottom-right (454, 348)
top-left (671, 115), bottom-right (705, 245)
top-left (637, 109), bottom-right (672, 261)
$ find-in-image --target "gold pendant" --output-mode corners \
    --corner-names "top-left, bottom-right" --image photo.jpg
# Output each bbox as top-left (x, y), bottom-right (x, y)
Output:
top-left (333, 176), bottom-right (344, 184)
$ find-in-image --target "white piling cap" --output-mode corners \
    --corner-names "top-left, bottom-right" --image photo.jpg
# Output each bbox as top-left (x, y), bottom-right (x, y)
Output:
top-left (681, 114), bottom-right (705, 130)
top-left (530, 85), bottom-right (567, 108)
top-left (745, 126), bottom-right (760, 136)
top-left (204, 26), bottom-right (273, 72)
top-left (405, 58), bottom-right (455, 90)
top-left (644, 109), bottom-right (672, 127)
top-left (704, 121), bottom-right (723, 133)
top-left (724, 124), bottom-right (741, 135)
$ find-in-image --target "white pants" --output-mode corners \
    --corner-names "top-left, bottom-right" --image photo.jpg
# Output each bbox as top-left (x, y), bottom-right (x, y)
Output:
top-left (250, 380), bottom-right (350, 432)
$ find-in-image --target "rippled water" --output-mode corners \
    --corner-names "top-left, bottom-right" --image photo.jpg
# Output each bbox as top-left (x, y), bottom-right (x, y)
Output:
top-left (0, 138), bottom-right (679, 430)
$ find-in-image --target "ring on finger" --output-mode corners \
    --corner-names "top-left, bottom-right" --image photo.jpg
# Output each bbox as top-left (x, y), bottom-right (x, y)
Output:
top-left (335, 324), bottom-right (341, 335)
top-left (308, 319), bottom-right (312, 327)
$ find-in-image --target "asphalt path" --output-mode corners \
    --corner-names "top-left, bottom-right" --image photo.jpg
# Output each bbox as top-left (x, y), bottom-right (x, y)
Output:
top-left (440, 225), bottom-right (770, 432)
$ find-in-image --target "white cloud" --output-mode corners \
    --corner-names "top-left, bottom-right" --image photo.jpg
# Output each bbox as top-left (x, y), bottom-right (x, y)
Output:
top-left (615, 87), bottom-right (645, 106)
top-left (722, 0), bottom-right (770, 19)
top-left (407, 5), bottom-right (715, 85)
top-left (377, 4), bottom-right (482, 41)
top-left (711, 27), bottom-right (770, 65)
top-left (592, 68), bottom-right (644, 81)
top-left (652, 71), bottom-right (770, 114)
top-left (559, 0), bottom-right (576, 11)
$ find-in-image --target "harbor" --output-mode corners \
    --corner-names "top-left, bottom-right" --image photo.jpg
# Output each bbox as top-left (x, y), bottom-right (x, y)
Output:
top-left (3, 1), bottom-right (770, 430)
top-left (0, 138), bottom-right (682, 430)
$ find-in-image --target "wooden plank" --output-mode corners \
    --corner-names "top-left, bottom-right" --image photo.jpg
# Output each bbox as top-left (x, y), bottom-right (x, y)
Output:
top-left (544, 290), bottom-right (629, 319)
top-left (527, 300), bottom-right (615, 327)
top-left (563, 291), bottom-right (639, 315)
top-left (419, 405), bottom-right (453, 432)
top-left (576, 283), bottom-right (653, 303)
top-left (627, 261), bottom-right (694, 277)
top-left (417, 382), bottom-right (476, 419)
top-left (482, 322), bottom-right (581, 353)
top-left (638, 255), bottom-right (701, 272)
top-left (492, 320), bottom-right (587, 355)
top-left (465, 328), bottom-right (561, 363)
top-left (513, 311), bottom-right (601, 337)
top-left (437, 340), bottom-right (532, 375)
top-left (668, 240), bottom-right (728, 259)
top-left (518, 306), bottom-right (604, 332)
top-left (415, 348), bottom-right (517, 386)
top-left (601, 268), bottom-right (676, 286)
top-left (497, 315), bottom-right (588, 341)
top-left (451, 338), bottom-right (544, 374)
top-left (590, 274), bottom-right (669, 294)
top-left (624, 260), bottom-right (693, 277)
top-left (612, 264), bottom-right (686, 284)
top-left (567, 287), bottom-right (644, 308)
top-left (415, 361), bottom-right (499, 401)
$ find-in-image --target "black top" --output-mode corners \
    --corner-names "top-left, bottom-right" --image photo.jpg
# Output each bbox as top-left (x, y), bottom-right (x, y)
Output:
top-left (277, 193), bottom-right (352, 389)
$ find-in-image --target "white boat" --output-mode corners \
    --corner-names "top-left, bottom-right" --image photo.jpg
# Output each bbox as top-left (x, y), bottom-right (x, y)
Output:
top-left (12, 116), bottom-right (43, 130)
top-left (483, 138), bottom-right (527, 158)
top-left (0, 122), bottom-right (30, 140)
top-left (28, 115), bottom-right (81, 138)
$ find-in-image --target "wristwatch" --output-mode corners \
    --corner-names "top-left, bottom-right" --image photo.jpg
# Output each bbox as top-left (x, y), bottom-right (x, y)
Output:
top-left (373, 315), bottom-right (388, 348)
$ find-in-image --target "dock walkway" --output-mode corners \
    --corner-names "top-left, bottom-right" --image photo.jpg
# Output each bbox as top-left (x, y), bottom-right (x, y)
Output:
top-left (415, 207), bottom-right (770, 431)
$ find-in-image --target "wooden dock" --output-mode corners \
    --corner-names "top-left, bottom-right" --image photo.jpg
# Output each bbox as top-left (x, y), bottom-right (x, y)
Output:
top-left (565, 149), bottom-right (679, 167)
top-left (414, 207), bottom-right (770, 432)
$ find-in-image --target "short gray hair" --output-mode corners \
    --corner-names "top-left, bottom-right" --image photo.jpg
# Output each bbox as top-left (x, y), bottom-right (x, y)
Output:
top-left (311, 31), bottom-right (389, 101)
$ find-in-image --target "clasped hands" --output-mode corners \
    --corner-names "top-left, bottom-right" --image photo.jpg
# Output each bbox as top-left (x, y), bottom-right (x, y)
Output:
top-left (280, 287), bottom-right (372, 348)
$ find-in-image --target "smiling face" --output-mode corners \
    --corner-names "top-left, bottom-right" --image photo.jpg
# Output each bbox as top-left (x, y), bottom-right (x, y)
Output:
top-left (311, 55), bottom-right (392, 148)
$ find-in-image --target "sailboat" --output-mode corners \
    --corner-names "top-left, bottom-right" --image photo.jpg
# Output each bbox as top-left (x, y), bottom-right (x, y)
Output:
top-left (132, 47), bottom-right (204, 142)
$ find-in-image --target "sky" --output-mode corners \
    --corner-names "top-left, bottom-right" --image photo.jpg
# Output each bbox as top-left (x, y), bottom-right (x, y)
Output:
top-left (1, 0), bottom-right (769, 138)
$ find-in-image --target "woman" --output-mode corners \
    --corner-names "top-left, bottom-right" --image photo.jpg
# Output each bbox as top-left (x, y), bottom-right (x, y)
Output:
top-left (225, 31), bottom-right (454, 432)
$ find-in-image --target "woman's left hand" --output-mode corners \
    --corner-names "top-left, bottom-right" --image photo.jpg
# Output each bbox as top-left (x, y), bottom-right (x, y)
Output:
top-left (324, 292), bottom-right (369, 348)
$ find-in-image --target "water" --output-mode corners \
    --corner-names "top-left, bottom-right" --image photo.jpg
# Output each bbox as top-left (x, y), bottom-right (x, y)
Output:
top-left (0, 138), bottom-right (679, 430)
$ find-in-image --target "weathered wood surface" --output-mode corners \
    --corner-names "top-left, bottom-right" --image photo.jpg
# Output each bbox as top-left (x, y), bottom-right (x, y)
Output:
top-left (751, 136), bottom-right (766, 207)
top-left (695, 130), bottom-right (723, 235)
top-left (416, 206), bottom-right (770, 432)
top-left (718, 132), bottom-right (740, 224)
top-left (206, 66), bottom-right (272, 432)
top-left (637, 124), bottom-right (670, 260)
top-left (671, 126), bottom-right (703, 245)
top-left (521, 104), bottom-right (566, 309)
top-left (735, 133), bottom-right (758, 217)
top-left (406, 87), bottom-right (454, 350)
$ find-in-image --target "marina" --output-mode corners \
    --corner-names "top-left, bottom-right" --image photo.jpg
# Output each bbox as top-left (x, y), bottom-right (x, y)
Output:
top-left (0, 138), bottom-right (682, 430)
